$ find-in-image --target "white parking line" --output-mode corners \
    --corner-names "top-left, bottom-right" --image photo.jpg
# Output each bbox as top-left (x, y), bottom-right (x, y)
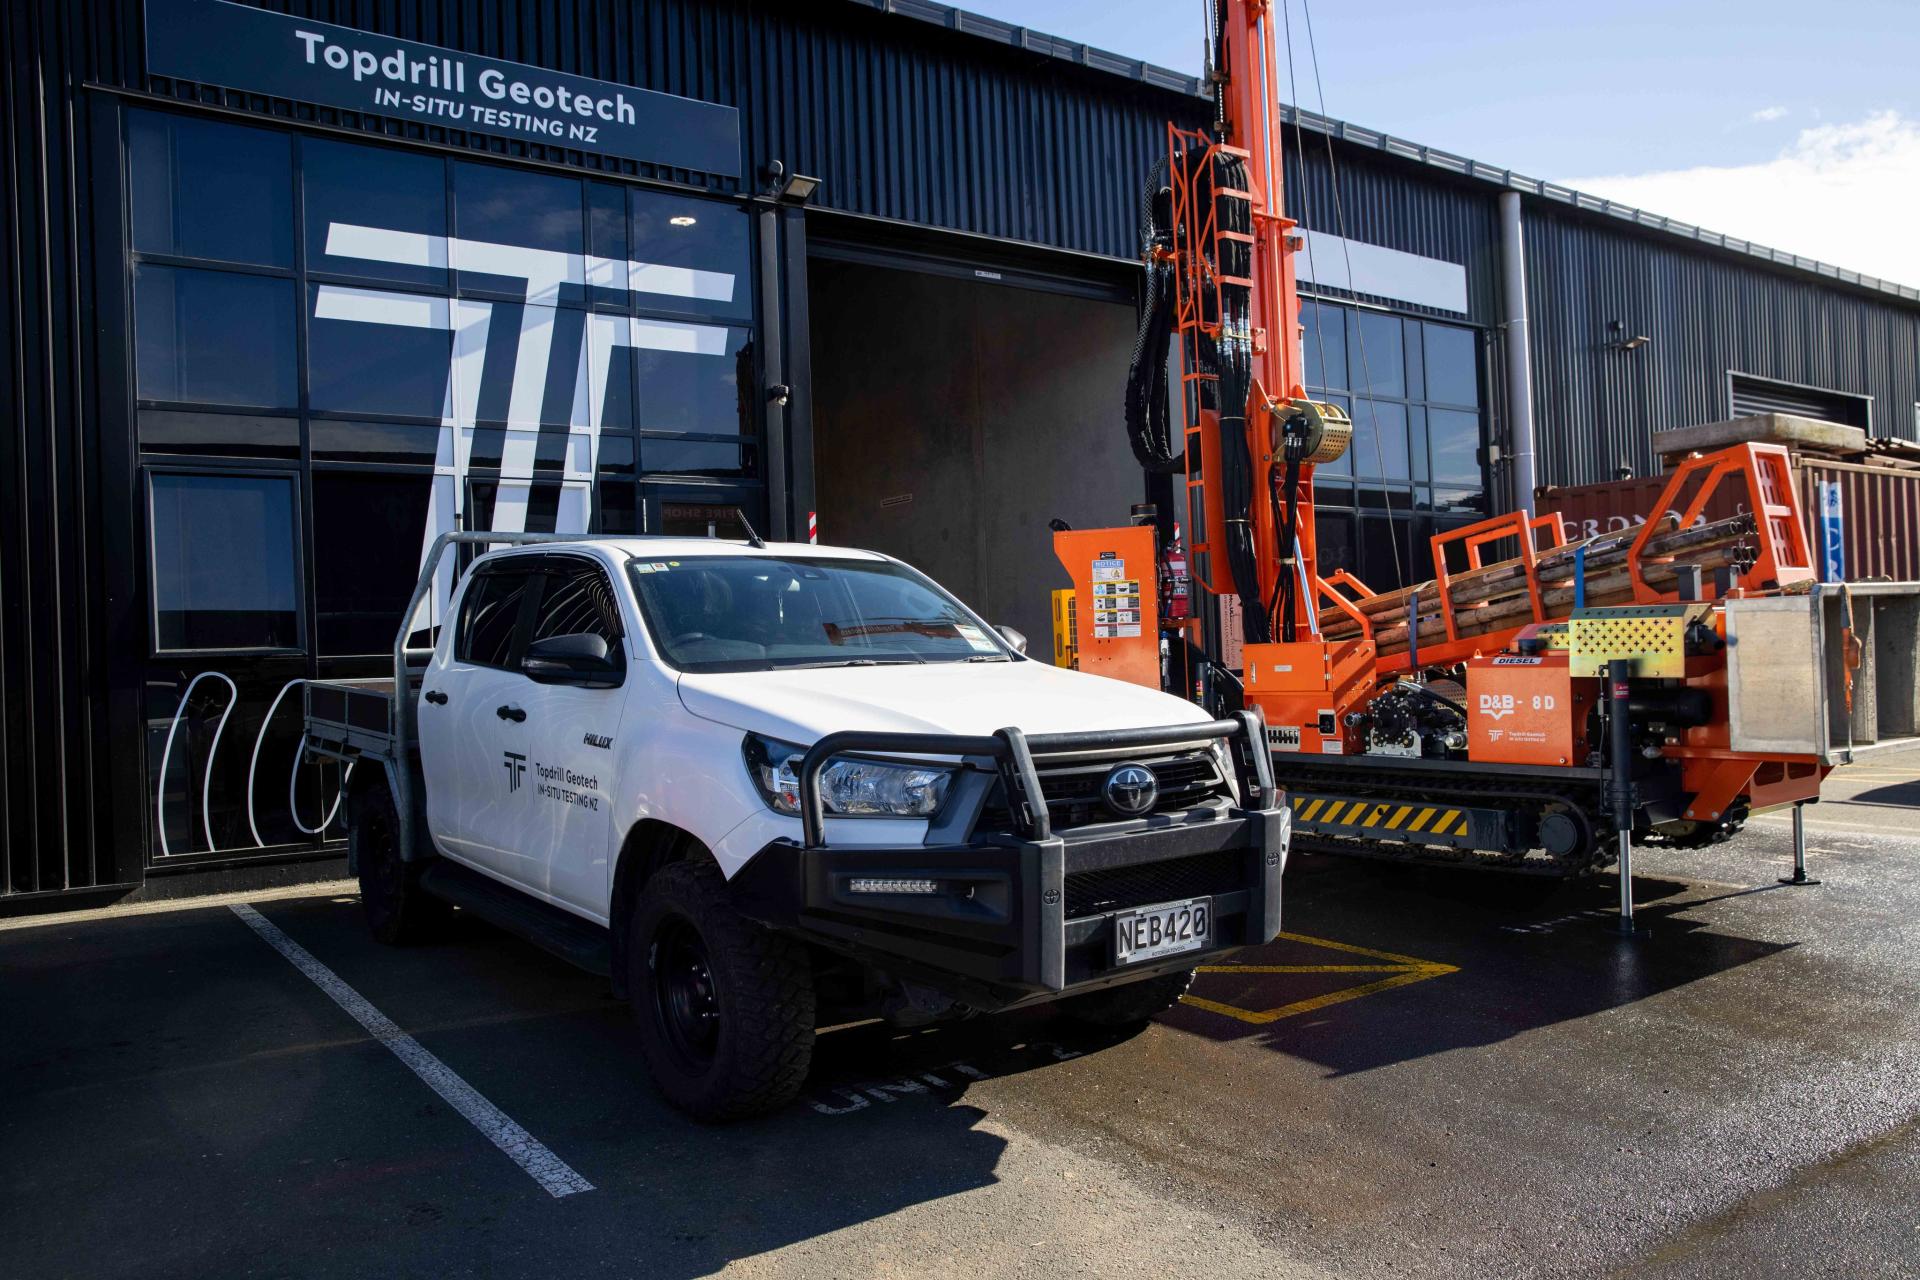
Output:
top-left (231, 904), bottom-right (594, 1199)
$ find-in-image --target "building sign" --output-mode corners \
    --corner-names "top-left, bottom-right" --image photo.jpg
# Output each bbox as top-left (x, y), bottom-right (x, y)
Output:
top-left (143, 0), bottom-right (741, 176)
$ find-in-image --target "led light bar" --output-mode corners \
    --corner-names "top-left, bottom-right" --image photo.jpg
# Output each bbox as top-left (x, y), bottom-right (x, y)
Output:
top-left (847, 877), bottom-right (941, 896)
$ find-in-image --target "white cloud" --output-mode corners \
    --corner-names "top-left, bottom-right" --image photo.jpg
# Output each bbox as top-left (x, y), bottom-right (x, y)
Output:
top-left (1750, 105), bottom-right (1789, 123)
top-left (1562, 110), bottom-right (1920, 289)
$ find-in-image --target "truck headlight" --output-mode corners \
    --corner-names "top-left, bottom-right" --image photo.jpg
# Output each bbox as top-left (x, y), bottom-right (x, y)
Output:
top-left (743, 735), bottom-right (954, 818)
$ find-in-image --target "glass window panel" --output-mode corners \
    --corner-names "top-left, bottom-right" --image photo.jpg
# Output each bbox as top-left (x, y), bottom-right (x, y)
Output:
top-left (138, 409), bottom-right (299, 459)
top-left (640, 436), bottom-right (754, 477)
top-left (1429, 407), bottom-right (1483, 486)
top-left (1357, 514), bottom-right (1416, 593)
top-left (586, 320), bottom-right (637, 432)
top-left (1409, 405), bottom-right (1428, 484)
top-left (658, 501), bottom-right (754, 539)
top-left (634, 325), bottom-right (753, 435)
top-left (597, 479), bottom-right (638, 534)
top-left (1300, 300), bottom-right (1347, 395)
top-left (308, 285), bottom-right (453, 418)
top-left (310, 420), bottom-right (444, 465)
top-left (530, 563), bottom-right (624, 648)
top-left (456, 571), bottom-right (534, 669)
top-left (595, 434), bottom-right (636, 477)
top-left (587, 181), bottom-right (629, 307)
top-left (452, 162), bottom-right (583, 302)
top-left (1349, 398), bottom-right (1409, 479)
top-left (149, 472), bottom-right (299, 651)
top-left (1431, 486), bottom-right (1490, 518)
top-left (312, 471), bottom-right (434, 655)
top-left (1424, 322), bottom-right (1479, 407)
top-left (1314, 510), bottom-right (1357, 581)
top-left (129, 111), bottom-right (293, 267)
top-left (304, 138), bottom-right (448, 288)
top-left (629, 190), bottom-right (752, 320)
top-left (1351, 311), bottom-right (1405, 399)
top-left (135, 265), bottom-right (297, 408)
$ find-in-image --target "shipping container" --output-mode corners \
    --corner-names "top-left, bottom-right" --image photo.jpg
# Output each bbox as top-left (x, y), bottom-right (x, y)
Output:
top-left (1536, 455), bottom-right (1920, 582)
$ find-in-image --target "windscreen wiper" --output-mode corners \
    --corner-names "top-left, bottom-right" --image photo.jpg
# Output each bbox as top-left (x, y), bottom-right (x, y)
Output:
top-left (781, 657), bottom-right (925, 669)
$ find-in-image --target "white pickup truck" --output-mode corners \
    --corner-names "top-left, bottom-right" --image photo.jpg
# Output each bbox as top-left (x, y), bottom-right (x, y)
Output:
top-left (304, 531), bottom-right (1288, 1119)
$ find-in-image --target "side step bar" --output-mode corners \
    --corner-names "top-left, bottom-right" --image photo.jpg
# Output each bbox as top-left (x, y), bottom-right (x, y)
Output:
top-left (419, 859), bottom-right (612, 977)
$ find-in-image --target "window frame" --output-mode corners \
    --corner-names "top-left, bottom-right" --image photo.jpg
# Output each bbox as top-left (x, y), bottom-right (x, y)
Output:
top-left (524, 555), bottom-right (630, 685)
top-left (144, 463), bottom-right (308, 658)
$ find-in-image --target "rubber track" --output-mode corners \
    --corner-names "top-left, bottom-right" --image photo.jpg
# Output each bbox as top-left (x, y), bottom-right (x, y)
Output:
top-left (1274, 758), bottom-right (1610, 877)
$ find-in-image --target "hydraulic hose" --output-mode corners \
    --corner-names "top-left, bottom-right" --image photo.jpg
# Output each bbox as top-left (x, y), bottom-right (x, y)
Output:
top-left (1125, 160), bottom-right (1182, 473)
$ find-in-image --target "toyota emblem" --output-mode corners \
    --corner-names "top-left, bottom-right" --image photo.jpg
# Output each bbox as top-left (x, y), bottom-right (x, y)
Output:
top-left (1102, 763), bottom-right (1159, 817)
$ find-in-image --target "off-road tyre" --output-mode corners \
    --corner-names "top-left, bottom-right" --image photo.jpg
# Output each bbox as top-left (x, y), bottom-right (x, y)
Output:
top-left (1059, 968), bottom-right (1195, 1028)
top-left (353, 781), bottom-right (449, 945)
top-left (629, 859), bottom-right (815, 1121)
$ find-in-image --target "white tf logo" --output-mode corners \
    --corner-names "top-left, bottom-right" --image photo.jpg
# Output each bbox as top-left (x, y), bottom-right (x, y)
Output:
top-left (314, 221), bottom-right (738, 624)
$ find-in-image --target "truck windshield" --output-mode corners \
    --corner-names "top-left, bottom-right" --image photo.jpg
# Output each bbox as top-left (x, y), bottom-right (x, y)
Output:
top-left (625, 555), bottom-right (1018, 673)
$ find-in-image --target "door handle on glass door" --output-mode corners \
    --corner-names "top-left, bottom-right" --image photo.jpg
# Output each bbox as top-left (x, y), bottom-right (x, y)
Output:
top-left (423, 690), bottom-right (448, 705)
top-left (496, 705), bottom-right (527, 722)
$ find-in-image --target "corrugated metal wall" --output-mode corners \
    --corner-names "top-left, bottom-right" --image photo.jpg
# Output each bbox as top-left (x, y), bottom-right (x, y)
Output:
top-left (1, 2), bottom-right (127, 896)
top-left (1284, 143), bottom-right (1501, 322)
top-left (1525, 205), bottom-right (1920, 488)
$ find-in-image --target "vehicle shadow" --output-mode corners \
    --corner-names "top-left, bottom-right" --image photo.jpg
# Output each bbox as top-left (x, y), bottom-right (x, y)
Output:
top-left (1840, 781), bottom-right (1920, 809)
top-left (1155, 853), bottom-right (1794, 1076)
top-left (242, 896), bottom-right (1126, 1280)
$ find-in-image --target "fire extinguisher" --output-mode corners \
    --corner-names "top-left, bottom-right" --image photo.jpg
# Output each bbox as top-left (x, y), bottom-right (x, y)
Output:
top-left (1162, 523), bottom-right (1192, 623)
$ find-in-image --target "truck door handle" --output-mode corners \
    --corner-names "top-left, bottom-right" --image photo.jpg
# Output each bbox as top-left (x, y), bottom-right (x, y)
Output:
top-left (423, 690), bottom-right (448, 705)
top-left (496, 704), bottom-right (527, 722)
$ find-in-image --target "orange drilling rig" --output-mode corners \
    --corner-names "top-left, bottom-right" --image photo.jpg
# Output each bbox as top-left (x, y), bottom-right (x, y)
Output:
top-left (1053, 0), bottom-right (1920, 899)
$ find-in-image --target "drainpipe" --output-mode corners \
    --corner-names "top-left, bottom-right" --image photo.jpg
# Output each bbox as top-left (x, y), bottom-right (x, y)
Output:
top-left (1499, 191), bottom-right (1538, 517)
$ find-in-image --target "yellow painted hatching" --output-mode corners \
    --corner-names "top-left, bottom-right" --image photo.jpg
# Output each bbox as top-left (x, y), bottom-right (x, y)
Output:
top-left (1179, 930), bottom-right (1460, 1025)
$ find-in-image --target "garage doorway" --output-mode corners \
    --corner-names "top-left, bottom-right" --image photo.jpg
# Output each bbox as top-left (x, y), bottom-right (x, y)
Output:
top-left (807, 254), bottom-right (1143, 651)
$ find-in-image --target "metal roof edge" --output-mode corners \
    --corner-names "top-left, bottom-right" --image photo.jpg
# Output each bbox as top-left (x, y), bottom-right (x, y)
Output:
top-left (842, 0), bottom-right (1210, 99)
top-left (1276, 101), bottom-right (1920, 308)
top-left (848, 2), bottom-right (1920, 309)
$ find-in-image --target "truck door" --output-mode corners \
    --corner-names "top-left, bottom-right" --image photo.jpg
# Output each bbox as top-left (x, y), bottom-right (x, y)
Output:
top-left (512, 555), bottom-right (628, 918)
top-left (419, 563), bottom-right (543, 885)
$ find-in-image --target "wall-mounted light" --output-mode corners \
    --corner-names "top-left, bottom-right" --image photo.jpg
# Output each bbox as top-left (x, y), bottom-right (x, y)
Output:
top-left (669, 214), bottom-right (697, 227)
top-left (1616, 334), bottom-right (1651, 351)
top-left (760, 159), bottom-right (821, 205)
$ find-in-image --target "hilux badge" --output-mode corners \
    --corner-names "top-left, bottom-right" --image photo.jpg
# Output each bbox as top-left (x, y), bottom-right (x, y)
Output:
top-left (1102, 763), bottom-right (1158, 817)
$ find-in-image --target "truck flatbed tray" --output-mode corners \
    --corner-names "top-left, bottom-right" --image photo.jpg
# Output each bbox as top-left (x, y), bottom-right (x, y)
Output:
top-left (305, 676), bottom-right (418, 763)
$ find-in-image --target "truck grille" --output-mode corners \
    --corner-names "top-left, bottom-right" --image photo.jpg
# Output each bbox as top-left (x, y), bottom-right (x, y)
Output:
top-left (976, 751), bottom-right (1230, 833)
top-left (1064, 848), bottom-right (1246, 918)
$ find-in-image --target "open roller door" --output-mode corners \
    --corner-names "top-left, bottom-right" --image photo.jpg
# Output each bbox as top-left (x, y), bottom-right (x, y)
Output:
top-left (808, 254), bottom-right (1145, 652)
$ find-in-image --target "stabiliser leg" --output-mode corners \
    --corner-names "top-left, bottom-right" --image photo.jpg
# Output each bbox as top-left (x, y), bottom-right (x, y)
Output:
top-left (1608, 659), bottom-right (1636, 935)
top-left (1778, 801), bottom-right (1822, 886)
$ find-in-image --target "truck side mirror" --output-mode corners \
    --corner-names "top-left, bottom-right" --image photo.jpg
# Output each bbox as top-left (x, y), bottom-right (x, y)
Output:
top-left (996, 625), bottom-right (1028, 655)
top-left (523, 633), bottom-right (624, 688)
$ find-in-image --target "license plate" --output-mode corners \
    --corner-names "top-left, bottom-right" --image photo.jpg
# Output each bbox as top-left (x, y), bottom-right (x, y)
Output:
top-left (1112, 896), bottom-right (1212, 965)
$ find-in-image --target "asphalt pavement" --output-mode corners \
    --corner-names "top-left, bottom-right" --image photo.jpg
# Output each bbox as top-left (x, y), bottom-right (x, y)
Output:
top-left (5, 751), bottom-right (1919, 1278)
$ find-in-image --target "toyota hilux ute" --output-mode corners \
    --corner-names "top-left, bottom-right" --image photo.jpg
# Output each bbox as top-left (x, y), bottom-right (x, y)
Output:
top-left (304, 531), bottom-right (1288, 1120)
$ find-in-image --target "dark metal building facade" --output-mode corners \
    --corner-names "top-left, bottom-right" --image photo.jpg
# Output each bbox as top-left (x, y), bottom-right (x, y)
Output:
top-left (4, 0), bottom-right (1919, 908)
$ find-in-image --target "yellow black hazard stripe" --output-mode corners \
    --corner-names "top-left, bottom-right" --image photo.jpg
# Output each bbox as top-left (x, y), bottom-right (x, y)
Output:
top-left (1289, 795), bottom-right (1484, 847)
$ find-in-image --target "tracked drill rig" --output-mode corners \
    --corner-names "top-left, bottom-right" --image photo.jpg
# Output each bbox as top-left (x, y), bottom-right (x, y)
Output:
top-left (1053, 0), bottom-right (1920, 884)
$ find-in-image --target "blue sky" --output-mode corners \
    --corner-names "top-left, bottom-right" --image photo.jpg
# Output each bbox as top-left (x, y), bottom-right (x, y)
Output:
top-left (956, 0), bottom-right (1920, 285)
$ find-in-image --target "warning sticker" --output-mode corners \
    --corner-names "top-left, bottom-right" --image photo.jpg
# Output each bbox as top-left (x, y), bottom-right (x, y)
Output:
top-left (1091, 559), bottom-right (1127, 582)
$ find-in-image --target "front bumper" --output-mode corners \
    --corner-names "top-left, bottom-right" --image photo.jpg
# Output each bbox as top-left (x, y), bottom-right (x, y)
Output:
top-left (727, 713), bottom-right (1289, 1011)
